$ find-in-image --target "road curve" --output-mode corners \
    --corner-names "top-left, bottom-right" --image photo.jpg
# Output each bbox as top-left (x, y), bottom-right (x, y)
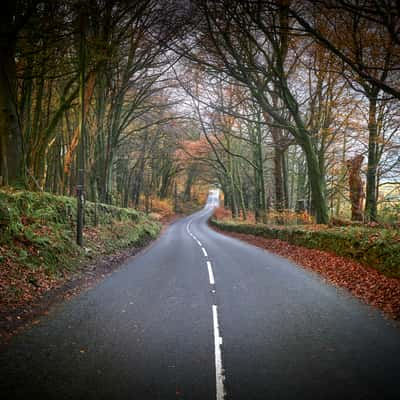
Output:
top-left (1, 207), bottom-right (400, 399)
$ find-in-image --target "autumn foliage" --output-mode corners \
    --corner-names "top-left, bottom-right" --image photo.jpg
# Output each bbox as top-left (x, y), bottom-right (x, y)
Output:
top-left (176, 137), bottom-right (213, 163)
top-left (213, 207), bottom-right (232, 221)
top-left (213, 207), bottom-right (314, 225)
top-left (145, 198), bottom-right (174, 220)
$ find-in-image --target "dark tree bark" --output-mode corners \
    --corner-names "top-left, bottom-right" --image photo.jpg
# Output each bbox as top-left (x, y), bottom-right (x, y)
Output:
top-left (346, 155), bottom-right (364, 221)
top-left (0, 2), bottom-right (25, 186)
top-left (365, 92), bottom-right (379, 221)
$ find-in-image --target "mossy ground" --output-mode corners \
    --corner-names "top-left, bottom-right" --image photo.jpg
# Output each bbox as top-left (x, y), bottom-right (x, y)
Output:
top-left (0, 189), bottom-right (161, 326)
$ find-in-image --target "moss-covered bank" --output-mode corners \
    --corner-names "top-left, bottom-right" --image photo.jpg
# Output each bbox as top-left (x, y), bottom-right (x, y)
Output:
top-left (0, 188), bottom-right (160, 276)
top-left (210, 218), bottom-right (400, 277)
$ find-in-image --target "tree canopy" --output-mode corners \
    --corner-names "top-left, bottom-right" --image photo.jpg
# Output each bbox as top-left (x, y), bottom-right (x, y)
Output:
top-left (1, 0), bottom-right (399, 227)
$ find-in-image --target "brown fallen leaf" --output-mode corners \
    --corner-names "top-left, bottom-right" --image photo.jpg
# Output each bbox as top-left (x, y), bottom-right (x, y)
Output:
top-left (213, 227), bottom-right (400, 320)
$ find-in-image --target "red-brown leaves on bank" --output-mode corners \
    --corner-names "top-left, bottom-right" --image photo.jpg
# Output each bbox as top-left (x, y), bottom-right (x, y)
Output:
top-left (214, 229), bottom-right (400, 320)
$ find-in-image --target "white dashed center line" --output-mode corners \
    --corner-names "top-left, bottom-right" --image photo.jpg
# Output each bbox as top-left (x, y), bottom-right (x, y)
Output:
top-left (207, 261), bottom-right (215, 285)
top-left (187, 213), bottom-right (225, 400)
top-left (212, 305), bottom-right (225, 400)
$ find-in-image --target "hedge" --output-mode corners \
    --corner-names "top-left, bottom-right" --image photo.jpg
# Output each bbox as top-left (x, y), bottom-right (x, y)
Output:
top-left (210, 219), bottom-right (400, 277)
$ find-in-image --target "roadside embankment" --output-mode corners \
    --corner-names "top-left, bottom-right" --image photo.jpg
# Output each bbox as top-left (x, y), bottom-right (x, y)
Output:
top-left (210, 213), bottom-right (400, 319)
top-left (210, 218), bottom-right (400, 277)
top-left (0, 189), bottom-right (161, 340)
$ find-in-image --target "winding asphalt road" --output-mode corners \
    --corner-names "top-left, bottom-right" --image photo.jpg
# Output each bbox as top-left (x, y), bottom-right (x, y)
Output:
top-left (1, 200), bottom-right (400, 399)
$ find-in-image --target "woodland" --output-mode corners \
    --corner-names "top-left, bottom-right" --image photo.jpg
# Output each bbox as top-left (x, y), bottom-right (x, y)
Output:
top-left (1, 0), bottom-right (399, 227)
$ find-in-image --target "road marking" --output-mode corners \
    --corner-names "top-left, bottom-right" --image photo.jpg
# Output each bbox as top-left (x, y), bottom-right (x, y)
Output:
top-left (187, 218), bottom-right (207, 251)
top-left (187, 206), bottom-right (225, 399)
top-left (212, 305), bottom-right (225, 400)
top-left (207, 261), bottom-right (215, 285)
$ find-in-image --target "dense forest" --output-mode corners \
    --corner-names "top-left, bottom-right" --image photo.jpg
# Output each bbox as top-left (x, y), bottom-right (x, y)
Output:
top-left (1, 0), bottom-right (399, 227)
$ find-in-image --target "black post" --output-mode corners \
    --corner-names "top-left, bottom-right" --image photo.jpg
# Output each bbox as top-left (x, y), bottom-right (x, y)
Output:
top-left (173, 181), bottom-right (178, 213)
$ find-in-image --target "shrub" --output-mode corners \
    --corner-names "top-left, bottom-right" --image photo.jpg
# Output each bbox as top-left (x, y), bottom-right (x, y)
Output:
top-left (213, 207), bottom-right (314, 225)
top-left (149, 198), bottom-right (174, 218)
top-left (213, 207), bottom-right (232, 221)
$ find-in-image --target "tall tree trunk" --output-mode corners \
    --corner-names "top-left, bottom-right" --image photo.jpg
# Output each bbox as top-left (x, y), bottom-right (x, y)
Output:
top-left (183, 166), bottom-right (197, 202)
top-left (235, 161), bottom-right (247, 220)
top-left (347, 155), bottom-right (364, 221)
top-left (252, 148), bottom-right (261, 221)
top-left (282, 149), bottom-right (289, 209)
top-left (256, 123), bottom-right (267, 222)
top-left (365, 92), bottom-right (379, 221)
top-left (336, 130), bottom-right (347, 216)
top-left (93, 69), bottom-right (107, 202)
top-left (76, 8), bottom-right (87, 246)
top-left (26, 74), bottom-right (44, 177)
top-left (63, 71), bottom-right (96, 178)
top-left (273, 146), bottom-right (285, 211)
top-left (301, 135), bottom-right (328, 223)
top-left (226, 135), bottom-right (238, 218)
top-left (0, 40), bottom-right (24, 185)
